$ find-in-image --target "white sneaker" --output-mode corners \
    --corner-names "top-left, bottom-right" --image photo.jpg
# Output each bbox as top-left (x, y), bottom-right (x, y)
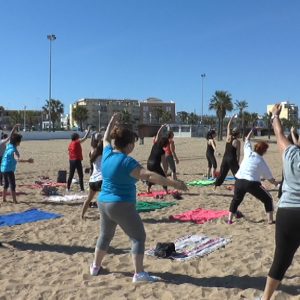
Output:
top-left (90, 264), bottom-right (101, 276)
top-left (132, 272), bottom-right (160, 283)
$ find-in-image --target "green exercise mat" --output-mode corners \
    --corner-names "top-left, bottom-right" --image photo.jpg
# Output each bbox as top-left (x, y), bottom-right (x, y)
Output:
top-left (187, 179), bottom-right (215, 186)
top-left (136, 201), bottom-right (177, 213)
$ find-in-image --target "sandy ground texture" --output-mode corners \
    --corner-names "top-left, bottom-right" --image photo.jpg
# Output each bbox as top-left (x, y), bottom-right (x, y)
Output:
top-left (0, 137), bottom-right (300, 300)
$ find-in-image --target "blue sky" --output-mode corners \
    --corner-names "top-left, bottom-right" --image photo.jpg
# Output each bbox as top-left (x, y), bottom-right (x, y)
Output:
top-left (1, 0), bottom-right (299, 116)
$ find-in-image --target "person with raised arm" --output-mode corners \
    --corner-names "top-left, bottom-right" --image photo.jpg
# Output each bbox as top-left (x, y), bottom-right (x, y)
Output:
top-left (260, 104), bottom-right (300, 300)
top-left (67, 126), bottom-right (91, 192)
top-left (90, 114), bottom-right (187, 282)
top-left (214, 115), bottom-right (241, 188)
top-left (147, 124), bottom-right (169, 194)
top-left (1, 132), bottom-right (34, 204)
top-left (227, 128), bottom-right (278, 224)
top-left (0, 124), bottom-right (20, 186)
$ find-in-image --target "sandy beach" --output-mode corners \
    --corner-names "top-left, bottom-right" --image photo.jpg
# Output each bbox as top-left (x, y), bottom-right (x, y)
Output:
top-left (0, 137), bottom-right (299, 300)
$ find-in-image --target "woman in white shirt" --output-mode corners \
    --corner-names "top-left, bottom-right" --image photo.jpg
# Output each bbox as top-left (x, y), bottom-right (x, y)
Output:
top-left (227, 129), bottom-right (278, 224)
top-left (81, 132), bottom-right (103, 219)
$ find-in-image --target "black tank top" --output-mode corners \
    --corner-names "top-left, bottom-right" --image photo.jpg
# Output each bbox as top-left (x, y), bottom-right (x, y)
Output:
top-left (206, 141), bottom-right (215, 155)
top-left (224, 139), bottom-right (237, 160)
top-left (147, 143), bottom-right (165, 166)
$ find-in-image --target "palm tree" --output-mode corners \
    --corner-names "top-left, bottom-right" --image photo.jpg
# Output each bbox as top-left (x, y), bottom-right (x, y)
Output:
top-left (263, 112), bottom-right (272, 139)
top-left (43, 99), bottom-right (64, 130)
top-left (235, 100), bottom-right (248, 141)
top-left (72, 104), bottom-right (89, 131)
top-left (188, 112), bottom-right (199, 125)
top-left (177, 111), bottom-right (189, 124)
top-left (209, 91), bottom-right (233, 140)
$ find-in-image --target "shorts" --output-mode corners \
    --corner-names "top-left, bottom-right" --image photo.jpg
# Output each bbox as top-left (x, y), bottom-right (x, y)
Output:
top-left (3, 171), bottom-right (16, 191)
top-left (89, 180), bottom-right (102, 192)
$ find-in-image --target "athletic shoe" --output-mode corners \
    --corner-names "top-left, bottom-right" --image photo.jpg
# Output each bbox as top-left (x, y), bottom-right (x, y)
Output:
top-left (90, 264), bottom-right (101, 276)
top-left (132, 272), bottom-right (159, 283)
top-left (227, 220), bottom-right (233, 225)
top-left (235, 210), bottom-right (244, 219)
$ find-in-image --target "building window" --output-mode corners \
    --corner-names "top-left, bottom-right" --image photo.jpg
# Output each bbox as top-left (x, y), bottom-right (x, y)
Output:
top-left (166, 106), bottom-right (171, 112)
top-left (143, 106), bottom-right (149, 112)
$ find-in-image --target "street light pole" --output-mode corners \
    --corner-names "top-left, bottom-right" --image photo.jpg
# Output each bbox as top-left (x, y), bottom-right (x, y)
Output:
top-left (201, 73), bottom-right (206, 124)
top-left (98, 103), bottom-right (101, 131)
top-left (23, 105), bottom-right (26, 131)
top-left (47, 34), bottom-right (56, 131)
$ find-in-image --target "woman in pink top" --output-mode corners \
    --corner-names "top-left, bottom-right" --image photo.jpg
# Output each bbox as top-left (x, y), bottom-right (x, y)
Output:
top-left (163, 130), bottom-right (179, 180)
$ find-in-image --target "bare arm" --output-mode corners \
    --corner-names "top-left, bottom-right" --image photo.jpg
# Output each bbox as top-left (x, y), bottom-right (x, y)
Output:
top-left (290, 126), bottom-right (300, 146)
top-left (272, 104), bottom-right (291, 155)
top-left (79, 126), bottom-right (91, 143)
top-left (130, 167), bottom-right (188, 191)
top-left (154, 124), bottom-right (167, 143)
top-left (13, 151), bottom-right (34, 163)
top-left (103, 113), bottom-right (120, 148)
top-left (2, 124), bottom-right (20, 144)
top-left (170, 140), bottom-right (179, 163)
top-left (226, 115), bottom-right (235, 141)
top-left (245, 128), bottom-right (253, 141)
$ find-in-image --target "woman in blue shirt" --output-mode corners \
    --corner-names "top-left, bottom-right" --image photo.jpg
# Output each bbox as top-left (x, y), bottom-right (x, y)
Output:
top-left (90, 113), bottom-right (187, 283)
top-left (1, 133), bottom-right (33, 203)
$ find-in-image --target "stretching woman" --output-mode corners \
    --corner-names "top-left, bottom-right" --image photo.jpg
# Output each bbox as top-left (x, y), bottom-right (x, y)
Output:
top-left (147, 124), bottom-right (169, 193)
top-left (90, 114), bottom-right (187, 282)
top-left (206, 129), bottom-right (217, 179)
top-left (214, 115), bottom-right (241, 188)
top-left (227, 129), bottom-right (278, 224)
top-left (81, 132), bottom-right (103, 219)
top-left (67, 126), bottom-right (91, 192)
top-left (260, 104), bottom-right (300, 300)
top-left (163, 130), bottom-right (179, 180)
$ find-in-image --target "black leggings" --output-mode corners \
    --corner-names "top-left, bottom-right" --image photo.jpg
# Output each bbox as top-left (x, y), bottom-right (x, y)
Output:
top-left (147, 162), bottom-right (167, 190)
top-left (268, 207), bottom-right (300, 281)
top-left (67, 160), bottom-right (84, 191)
top-left (215, 157), bottom-right (239, 187)
top-left (206, 152), bottom-right (217, 169)
top-left (229, 179), bottom-right (273, 213)
top-left (3, 171), bottom-right (16, 191)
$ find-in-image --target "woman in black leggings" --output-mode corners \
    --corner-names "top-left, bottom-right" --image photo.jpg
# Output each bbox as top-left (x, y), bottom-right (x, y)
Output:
top-left (261, 104), bottom-right (300, 300)
top-left (214, 115), bottom-right (240, 188)
top-left (206, 129), bottom-right (217, 178)
top-left (147, 124), bottom-right (169, 193)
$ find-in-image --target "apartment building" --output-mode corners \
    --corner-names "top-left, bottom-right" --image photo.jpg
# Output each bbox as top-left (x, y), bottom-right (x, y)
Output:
top-left (70, 97), bottom-right (176, 129)
top-left (267, 101), bottom-right (298, 123)
top-left (70, 98), bottom-right (140, 130)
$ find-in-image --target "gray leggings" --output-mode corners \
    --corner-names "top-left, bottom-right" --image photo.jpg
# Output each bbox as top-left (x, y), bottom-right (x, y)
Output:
top-left (96, 202), bottom-right (146, 254)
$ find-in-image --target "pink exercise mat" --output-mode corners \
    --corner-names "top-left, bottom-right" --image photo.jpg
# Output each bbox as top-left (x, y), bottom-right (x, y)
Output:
top-left (169, 208), bottom-right (229, 224)
top-left (138, 190), bottom-right (180, 197)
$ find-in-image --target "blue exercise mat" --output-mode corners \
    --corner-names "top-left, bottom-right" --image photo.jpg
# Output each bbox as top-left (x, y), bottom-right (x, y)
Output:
top-left (0, 208), bottom-right (62, 227)
top-left (225, 176), bottom-right (236, 181)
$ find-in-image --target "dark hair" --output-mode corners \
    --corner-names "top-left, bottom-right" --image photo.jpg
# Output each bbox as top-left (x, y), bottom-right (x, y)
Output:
top-left (91, 132), bottom-right (102, 148)
top-left (2, 133), bottom-right (8, 139)
top-left (206, 129), bottom-right (216, 140)
top-left (167, 130), bottom-right (174, 139)
top-left (10, 133), bottom-right (22, 146)
top-left (254, 141), bottom-right (269, 156)
top-left (110, 127), bottom-right (136, 149)
top-left (71, 133), bottom-right (80, 141)
top-left (287, 132), bottom-right (299, 144)
top-left (231, 127), bottom-right (240, 137)
top-left (158, 136), bottom-right (169, 148)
